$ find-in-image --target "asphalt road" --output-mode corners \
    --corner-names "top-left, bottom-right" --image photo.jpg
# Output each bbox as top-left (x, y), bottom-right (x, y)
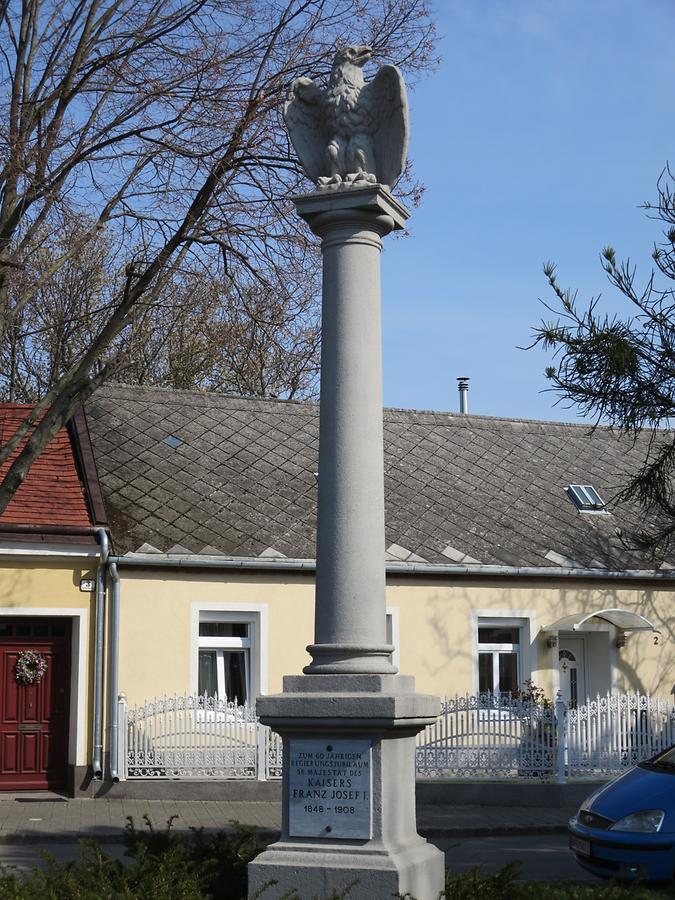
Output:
top-left (0, 841), bottom-right (129, 874)
top-left (0, 834), bottom-right (601, 885)
top-left (435, 833), bottom-right (598, 883)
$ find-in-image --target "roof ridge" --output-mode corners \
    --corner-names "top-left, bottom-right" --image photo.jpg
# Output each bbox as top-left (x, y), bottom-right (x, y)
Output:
top-left (91, 383), bottom-right (668, 434)
top-left (383, 407), bottom-right (612, 430)
top-left (96, 382), bottom-right (319, 409)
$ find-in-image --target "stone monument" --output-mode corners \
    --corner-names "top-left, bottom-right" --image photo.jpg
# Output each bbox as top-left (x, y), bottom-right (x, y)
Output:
top-left (247, 46), bottom-right (445, 899)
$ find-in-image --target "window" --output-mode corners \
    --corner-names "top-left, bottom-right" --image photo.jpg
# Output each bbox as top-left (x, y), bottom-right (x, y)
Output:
top-left (198, 620), bottom-right (251, 704)
top-left (559, 648), bottom-right (579, 708)
top-left (477, 624), bottom-right (520, 696)
top-left (0, 621), bottom-right (66, 638)
top-left (566, 484), bottom-right (606, 511)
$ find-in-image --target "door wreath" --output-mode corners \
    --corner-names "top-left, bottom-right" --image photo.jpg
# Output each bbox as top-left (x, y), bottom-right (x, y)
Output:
top-left (15, 650), bottom-right (48, 685)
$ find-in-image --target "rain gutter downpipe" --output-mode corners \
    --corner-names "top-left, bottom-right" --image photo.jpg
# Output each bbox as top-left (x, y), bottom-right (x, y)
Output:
top-left (92, 528), bottom-right (109, 780)
top-left (107, 561), bottom-right (121, 782)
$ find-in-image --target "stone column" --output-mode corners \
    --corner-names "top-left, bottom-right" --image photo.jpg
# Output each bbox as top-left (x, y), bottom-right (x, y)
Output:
top-left (247, 186), bottom-right (444, 900)
top-left (304, 186), bottom-right (400, 676)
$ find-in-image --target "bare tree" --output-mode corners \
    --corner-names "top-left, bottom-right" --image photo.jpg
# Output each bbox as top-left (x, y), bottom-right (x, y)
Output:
top-left (0, 0), bottom-right (437, 511)
top-left (1, 209), bottom-right (321, 400)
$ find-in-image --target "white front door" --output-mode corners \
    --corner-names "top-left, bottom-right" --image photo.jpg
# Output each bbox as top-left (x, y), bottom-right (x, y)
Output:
top-left (558, 636), bottom-right (586, 708)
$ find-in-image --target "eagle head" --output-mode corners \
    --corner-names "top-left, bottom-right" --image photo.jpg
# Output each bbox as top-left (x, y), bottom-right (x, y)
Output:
top-left (331, 44), bottom-right (372, 83)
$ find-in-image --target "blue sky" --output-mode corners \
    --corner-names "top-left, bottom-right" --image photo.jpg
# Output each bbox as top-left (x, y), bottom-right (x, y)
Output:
top-left (380, 0), bottom-right (675, 421)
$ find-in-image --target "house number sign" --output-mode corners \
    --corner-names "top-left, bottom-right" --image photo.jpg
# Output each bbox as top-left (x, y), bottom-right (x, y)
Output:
top-left (288, 738), bottom-right (372, 839)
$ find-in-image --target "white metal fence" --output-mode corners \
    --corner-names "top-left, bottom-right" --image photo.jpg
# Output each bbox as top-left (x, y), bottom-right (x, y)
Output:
top-left (565, 692), bottom-right (675, 776)
top-left (119, 693), bottom-right (282, 781)
top-left (415, 691), bottom-right (675, 781)
top-left (415, 691), bottom-right (561, 780)
top-left (118, 690), bottom-right (675, 782)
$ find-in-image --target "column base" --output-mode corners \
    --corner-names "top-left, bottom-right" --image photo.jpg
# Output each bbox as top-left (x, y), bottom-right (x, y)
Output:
top-left (248, 674), bottom-right (444, 900)
top-left (304, 643), bottom-right (397, 675)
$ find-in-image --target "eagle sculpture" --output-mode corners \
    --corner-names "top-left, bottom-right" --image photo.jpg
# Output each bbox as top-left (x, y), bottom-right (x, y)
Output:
top-left (285, 45), bottom-right (408, 189)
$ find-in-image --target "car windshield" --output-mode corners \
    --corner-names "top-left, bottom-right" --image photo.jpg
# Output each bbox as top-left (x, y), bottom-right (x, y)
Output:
top-left (641, 746), bottom-right (675, 770)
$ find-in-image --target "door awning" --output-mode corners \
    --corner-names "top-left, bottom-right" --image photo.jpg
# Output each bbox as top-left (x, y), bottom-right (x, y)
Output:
top-left (542, 608), bottom-right (660, 634)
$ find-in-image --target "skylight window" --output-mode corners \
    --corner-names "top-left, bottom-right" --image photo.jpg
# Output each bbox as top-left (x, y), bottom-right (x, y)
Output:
top-left (566, 484), bottom-right (606, 512)
top-left (163, 434), bottom-right (183, 449)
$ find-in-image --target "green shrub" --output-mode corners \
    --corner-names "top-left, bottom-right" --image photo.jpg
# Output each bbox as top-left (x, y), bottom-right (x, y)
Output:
top-left (444, 864), bottom-right (675, 900)
top-left (0, 835), bottom-right (204, 899)
top-left (0, 823), bottom-right (673, 899)
top-left (122, 815), bottom-right (267, 900)
top-left (443, 862), bottom-right (523, 899)
top-left (0, 817), bottom-right (266, 899)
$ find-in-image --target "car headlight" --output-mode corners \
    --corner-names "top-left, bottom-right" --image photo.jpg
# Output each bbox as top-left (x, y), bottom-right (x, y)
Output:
top-left (609, 810), bottom-right (665, 833)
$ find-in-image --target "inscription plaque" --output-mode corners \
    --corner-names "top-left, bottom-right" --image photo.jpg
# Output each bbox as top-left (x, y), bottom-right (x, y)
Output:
top-left (288, 738), bottom-right (372, 839)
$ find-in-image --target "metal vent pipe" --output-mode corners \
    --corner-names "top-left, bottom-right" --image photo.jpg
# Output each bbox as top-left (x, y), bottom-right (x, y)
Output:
top-left (457, 377), bottom-right (469, 414)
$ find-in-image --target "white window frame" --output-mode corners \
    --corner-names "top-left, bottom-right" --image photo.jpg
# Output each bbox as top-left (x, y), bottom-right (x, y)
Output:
top-left (478, 636), bottom-right (520, 695)
top-left (190, 603), bottom-right (268, 706)
top-left (471, 610), bottom-right (536, 696)
top-left (198, 625), bottom-right (251, 704)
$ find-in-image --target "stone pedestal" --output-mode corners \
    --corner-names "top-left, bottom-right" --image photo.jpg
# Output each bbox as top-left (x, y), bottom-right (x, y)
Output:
top-left (248, 675), bottom-right (444, 899)
top-left (247, 186), bottom-right (444, 899)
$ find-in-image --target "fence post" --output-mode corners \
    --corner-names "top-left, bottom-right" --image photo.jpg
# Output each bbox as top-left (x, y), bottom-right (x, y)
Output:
top-left (117, 692), bottom-right (128, 781)
top-left (555, 690), bottom-right (565, 784)
top-left (257, 721), bottom-right (267, 782)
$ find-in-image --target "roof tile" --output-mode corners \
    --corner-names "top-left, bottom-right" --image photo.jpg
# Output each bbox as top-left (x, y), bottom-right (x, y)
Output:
top-left (0, 406), bottom-right (91, 528)
top-left (85, 385), bottom-right (668, 568)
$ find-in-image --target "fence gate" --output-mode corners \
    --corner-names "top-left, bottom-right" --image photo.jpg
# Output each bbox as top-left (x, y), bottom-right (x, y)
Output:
top-left (415, 692), bottom-right (562, 780)
top-left (414, 691), bottom-right (675, 781)
top-left (565, 692), bottom-right (675, 776)
top-left (119, 693), bottom-right (282, 780)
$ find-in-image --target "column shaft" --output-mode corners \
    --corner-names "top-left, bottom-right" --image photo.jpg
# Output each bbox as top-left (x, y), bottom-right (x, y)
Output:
top-left (314, 219), bottom-right (389, 670)
top-left (301, 205), bottom-right (397, 674)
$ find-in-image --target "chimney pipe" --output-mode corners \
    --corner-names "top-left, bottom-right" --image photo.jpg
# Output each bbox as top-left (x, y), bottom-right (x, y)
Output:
top-left (457, 377), bottom-right (469, 414)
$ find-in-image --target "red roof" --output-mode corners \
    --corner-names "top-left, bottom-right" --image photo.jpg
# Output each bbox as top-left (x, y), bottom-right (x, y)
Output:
top-left (0, 405), bottom-right (92, 528)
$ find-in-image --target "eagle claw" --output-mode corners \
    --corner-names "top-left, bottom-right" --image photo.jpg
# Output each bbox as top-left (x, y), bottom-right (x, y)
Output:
top-left (317, 174), bottom-right (343, 187)
top-left (344, 172), bottom-right (376, 185)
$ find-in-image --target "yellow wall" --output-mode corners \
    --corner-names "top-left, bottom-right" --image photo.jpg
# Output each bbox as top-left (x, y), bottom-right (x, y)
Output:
top-left (0, 559), bottom-right (95, 610)
top-left (388, 578), bottom-right (671, 699)
top-left (6, 561), bottom-right (668, 768)
top-left (117, 569), bottom-right (675, 707)
top-left (118, 569), bottom-right (316, 707)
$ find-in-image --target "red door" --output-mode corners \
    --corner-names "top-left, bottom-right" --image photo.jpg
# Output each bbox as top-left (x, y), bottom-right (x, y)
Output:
top-left (0, 619), bottom-right (71, 790)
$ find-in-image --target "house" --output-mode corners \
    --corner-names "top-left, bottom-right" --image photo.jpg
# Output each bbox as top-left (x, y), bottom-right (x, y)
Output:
top-left (0, 405), bottom-right (108, 792)
top-left (2, 383), bottom-right (672, 793)
top-left (83, 384), bottom-right (672, 734)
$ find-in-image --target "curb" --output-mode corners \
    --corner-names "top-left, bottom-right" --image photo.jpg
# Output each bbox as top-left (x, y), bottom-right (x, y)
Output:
top-left (419, 824), bottom-right (569, 838)
top-left (0, 827), bottom-right (283, 846)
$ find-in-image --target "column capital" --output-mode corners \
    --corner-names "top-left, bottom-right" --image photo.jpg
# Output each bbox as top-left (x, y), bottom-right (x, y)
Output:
top-left (293, 184), bottom-right (410, 238)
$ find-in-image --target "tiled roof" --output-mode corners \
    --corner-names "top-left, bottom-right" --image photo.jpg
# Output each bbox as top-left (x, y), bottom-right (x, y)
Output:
top-left (0, 406), bottom-right (92, 528)
top-left (85, 385), bottom-right (670, 570)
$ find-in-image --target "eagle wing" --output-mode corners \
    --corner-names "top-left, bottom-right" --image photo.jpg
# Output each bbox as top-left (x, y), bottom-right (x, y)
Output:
top-left (284, 78), bottom-right (326, 184)
top-left (360, 64), bottom-right (408, 188)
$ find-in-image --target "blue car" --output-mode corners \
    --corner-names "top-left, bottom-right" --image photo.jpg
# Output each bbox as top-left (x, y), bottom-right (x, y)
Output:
top-left (569, 746), bottom-right (675, 882)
